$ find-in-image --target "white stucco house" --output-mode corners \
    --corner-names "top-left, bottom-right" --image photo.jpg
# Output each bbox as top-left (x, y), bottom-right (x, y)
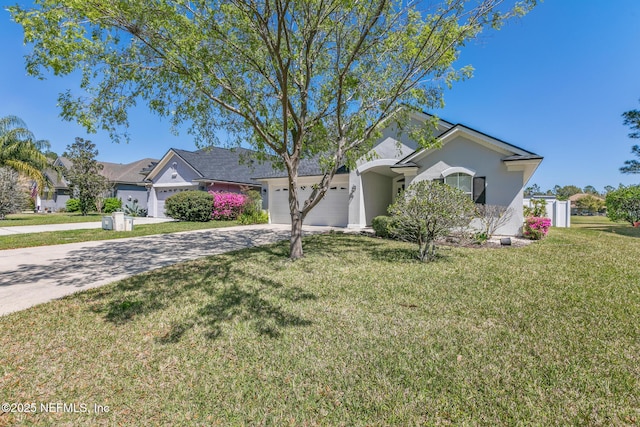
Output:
top-left (256, 111), bottom-right (543, 236)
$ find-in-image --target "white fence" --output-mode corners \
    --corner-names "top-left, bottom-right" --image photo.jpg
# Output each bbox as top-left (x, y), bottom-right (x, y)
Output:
top-left (523, 197), bottom-right (571, 228)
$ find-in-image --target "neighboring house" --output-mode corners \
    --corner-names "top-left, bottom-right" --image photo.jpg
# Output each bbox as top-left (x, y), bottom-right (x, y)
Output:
top-left (256, 111), bottom-right (543, 235)
top-left (38, 157), bottom-right (158, 212)
top-left (568, 193), bottom-right (606, 215)
top-left (99, 158), bottom-right (158, 210)
top-left (144, 147), bottom-right (275, 218)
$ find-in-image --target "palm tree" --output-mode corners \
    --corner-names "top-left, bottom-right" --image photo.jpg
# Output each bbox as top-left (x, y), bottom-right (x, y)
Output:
top-left (0, 115), bottom-right (51, 192)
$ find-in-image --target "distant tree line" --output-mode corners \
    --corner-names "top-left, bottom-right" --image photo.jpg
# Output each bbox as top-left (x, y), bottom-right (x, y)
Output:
top-left (523, 184), bottom-right (613, 200)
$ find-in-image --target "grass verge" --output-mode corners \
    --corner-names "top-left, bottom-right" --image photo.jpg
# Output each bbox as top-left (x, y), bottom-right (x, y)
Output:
top-left (0, 213), bottom-right (107, 226)
top-left (0, 220), bottom-right (238, 250)
top-left (0, 222), bottom-right (639, 425)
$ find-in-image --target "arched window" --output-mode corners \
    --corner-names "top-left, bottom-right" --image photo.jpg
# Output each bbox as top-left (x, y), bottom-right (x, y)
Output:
top-left (444, 173), bottom-right (472, 197)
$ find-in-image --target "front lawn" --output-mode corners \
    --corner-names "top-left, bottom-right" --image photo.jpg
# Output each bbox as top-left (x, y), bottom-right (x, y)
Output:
top-left (0, 212), bottom-right (106, 226)
top-left (0, 220), bottom-right (238, 250)
top-left (1, 223), bottom-right (639, 425)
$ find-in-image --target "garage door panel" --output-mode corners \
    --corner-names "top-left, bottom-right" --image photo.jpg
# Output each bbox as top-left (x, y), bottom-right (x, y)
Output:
top-left (154, 187), bottom-right (195, 218)
top-left (270, 184), bottom-right (348, 227)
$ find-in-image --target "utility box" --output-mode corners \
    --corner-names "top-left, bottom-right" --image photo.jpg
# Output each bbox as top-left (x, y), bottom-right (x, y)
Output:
top-left (124, 216), bottom-right (134, 231)
top-left (112, 212), bottom-right (126, 231)
top-left (102, 216), bottom-right (113, 230)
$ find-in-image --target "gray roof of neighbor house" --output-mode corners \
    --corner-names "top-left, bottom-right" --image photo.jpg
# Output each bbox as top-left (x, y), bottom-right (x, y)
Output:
top-left (170, 147), bottom-right (278, 185)
top-left (45, 157), bottom-right (158, 189)
top-left (99, 158), bottom-right (158, 183)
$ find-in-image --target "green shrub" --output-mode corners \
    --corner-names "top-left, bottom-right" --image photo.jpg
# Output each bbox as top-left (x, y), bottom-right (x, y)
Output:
top-left (372, 215), bottom-right (395, 238)
top-left (242, 190), bottom-right (262, 215)
top-left (237, 210), bottom-right (269, 225)
top-left (103, 197), bottom-right (122, 214)
top-left (389, 180), bottom-right (476, 262)
top-left (606, 185), bottom-right (640, 225)
top-left (165, 191), bottom-right (213, 222)
top-left (66, 198), bottom-right (81, 212)
top-left (523, 199), bottom-right (547, 217)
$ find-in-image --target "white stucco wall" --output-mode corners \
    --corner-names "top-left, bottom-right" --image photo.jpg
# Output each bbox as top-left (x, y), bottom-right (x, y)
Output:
top-left (153, 156), bottom-right (201, 185)
top-left (411, 135), bottom-right (525, 235)
top-left (361, 171), bottom-right (393, 225)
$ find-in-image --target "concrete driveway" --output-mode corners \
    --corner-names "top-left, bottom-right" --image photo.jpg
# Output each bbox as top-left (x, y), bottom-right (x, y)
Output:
top-left (0, 224), bottom-right (331, 316)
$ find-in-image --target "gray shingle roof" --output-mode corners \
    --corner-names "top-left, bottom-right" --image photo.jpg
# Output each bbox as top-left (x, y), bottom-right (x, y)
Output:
top-left (172, 147), bottom-right (278, 185)
top-left (46, 157), bottom-right (158, 189)
top-left (100, 158), bottom-right (158, 183)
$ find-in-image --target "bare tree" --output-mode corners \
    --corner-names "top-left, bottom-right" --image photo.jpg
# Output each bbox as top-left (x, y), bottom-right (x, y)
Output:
top-left (475, 204), bottom-right (514, 238)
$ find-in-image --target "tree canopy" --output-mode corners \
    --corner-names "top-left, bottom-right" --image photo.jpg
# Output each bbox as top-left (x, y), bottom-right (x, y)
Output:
top-left (63, 137), bottom-right (108, 215)
top-left (11, 0), bottom-right (535, 258)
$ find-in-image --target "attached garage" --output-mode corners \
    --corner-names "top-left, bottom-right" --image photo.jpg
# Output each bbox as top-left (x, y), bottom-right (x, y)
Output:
top-left (267, 177), bottom-right (349, 227)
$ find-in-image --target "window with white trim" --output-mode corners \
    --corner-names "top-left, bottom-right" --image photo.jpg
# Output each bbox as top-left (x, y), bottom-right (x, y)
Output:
top-left (444, 173), bottom-right (472, 197)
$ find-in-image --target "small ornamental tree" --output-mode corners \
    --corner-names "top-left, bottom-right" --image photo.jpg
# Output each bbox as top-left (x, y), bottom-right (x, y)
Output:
top-left (0, 167), bottom-right (27, 219)
top-left (606, 185), bottom-right (640, 225)
top-left (210, 191), bottom-right (248, 220)
top-left (388, 180), bottom-right (476, 262)
top-left (63, 138), bottom-right (108, 215)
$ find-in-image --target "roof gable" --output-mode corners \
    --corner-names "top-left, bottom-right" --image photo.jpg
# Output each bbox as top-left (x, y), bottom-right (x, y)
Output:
top-left (398, 123), bottom-right (541, 166)
top-left (146, 146), bottom-right (277, 185)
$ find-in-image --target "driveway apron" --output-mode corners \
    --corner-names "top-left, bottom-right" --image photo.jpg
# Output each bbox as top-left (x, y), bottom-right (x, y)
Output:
top-left (0, 224), bottom-right (306, 316)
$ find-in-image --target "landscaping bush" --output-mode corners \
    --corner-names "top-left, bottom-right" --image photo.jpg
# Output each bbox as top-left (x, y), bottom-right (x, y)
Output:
top-left (388, 180), bottom-right (476, 262)
top-left (237, 210), bottom-right (269, 225)
top-left (523, 216), bottom-right (551, 240)
top-left (66, 198), bottom-right (81, 213)
top-left (0, 167), bottom-right (26, 219)
top-left (605, 185), bottom-right (640, 225)
top-left (123, 199), bottom-right (147, 217)
top-left (523, 198), bottom-right (547, 218)
top-left (103, 197), bottom-right (122, 214)
top-left (165, 191), bottom-right (213, 222)
top-left (372, 215), bottom-right (395, 238)
top-left (210, 191), bottom-right (247, 220)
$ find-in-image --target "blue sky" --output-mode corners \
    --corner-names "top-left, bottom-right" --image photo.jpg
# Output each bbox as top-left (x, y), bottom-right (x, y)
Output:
top-left (1, 1), bottom-right (640, 193)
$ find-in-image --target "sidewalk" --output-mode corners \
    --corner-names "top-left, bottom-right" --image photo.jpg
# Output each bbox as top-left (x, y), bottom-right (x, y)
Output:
top-left (0, 217), bottom-right (174, 236)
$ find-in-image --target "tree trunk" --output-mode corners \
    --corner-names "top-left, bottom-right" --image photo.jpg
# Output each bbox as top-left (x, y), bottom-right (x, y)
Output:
top-left (290, 211), bottom-right (304, 260)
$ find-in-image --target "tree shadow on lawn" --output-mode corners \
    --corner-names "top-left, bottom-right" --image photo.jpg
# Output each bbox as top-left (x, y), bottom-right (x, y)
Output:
top-left (83, 232), bottom-right (400, 341)
top-left (84, 242), bottom-right (318, 341)
top-left (574, 222), bottom-right (640, 238)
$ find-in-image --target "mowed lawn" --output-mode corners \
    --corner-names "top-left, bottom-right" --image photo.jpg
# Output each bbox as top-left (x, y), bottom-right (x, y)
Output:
top-left (1, 219), bottom-right (639, 425)
top-left (0, 219), bottom-right (239, 250)
top-left (0, 212), bottom-right (107, 226)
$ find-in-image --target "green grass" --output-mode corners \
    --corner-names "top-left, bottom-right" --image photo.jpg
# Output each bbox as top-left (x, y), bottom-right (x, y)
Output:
top-left (0, 220), bottom-right (238, 250)
top-left (572, 214), bottom-right (640, 237)
top-left (1, 222), bottom-right (639, 425)
top-left (0, 212), bottom-right (107, 226)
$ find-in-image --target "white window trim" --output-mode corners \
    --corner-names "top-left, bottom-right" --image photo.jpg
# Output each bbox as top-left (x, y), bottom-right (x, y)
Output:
top-left (441, 166), bottom-right (476, 178)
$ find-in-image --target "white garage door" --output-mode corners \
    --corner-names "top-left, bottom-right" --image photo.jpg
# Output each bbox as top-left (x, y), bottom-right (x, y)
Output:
top-left (270, 184), bottom-right (349, 226)
top-left (155, 187), bottom-right (195, 218)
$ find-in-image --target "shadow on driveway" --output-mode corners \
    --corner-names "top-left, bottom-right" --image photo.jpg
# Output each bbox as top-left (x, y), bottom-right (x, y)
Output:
top-left (0, 228), bottom-right (293, 290)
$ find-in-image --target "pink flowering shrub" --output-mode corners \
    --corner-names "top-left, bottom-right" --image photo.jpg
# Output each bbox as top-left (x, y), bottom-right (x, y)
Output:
top-left (523, 216), bottom-right (552, 240)
top-left (209, 191), bottom-right (248, 220)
